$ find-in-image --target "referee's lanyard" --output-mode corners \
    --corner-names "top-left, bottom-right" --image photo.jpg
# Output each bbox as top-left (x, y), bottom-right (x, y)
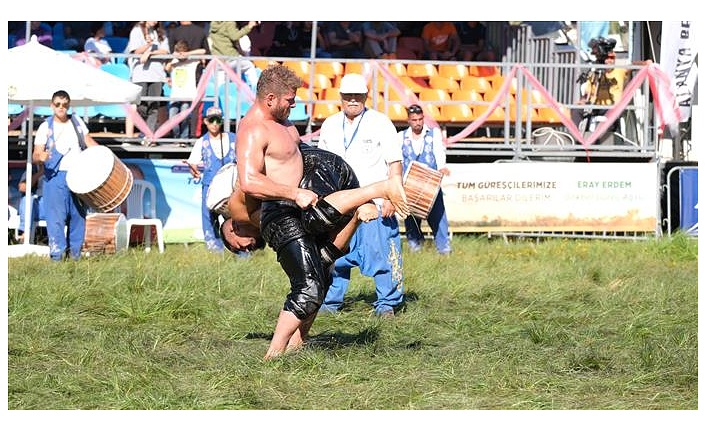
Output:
top-left (342, 108), bottom-right (367, 152)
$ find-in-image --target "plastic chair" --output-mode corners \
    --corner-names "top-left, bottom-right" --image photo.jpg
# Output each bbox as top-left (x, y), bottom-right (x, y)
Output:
top-left (384, 102), bottom-right (410, 122)
top-left (9, 103), bottom-right (25, 115)
top-left (125, 179), bottom-right (164, 253)
top-left (387, 62), bottom-right (408, 77)
top-left (438, 64), bottom-right (469, 81)
top-left (406, 63), bottom-right (438, 79)
top-left (419, 103), bottom-right (444, 122)
top-left (288, 97), bottom-right (309, 122)
top-left (418, 89), bottom-right (451, 103)
top-left (452, 89), bottom-right (484, 103)
top-left (282, 60), bottom-right (311, 80)
top-left (320, 87), bottom-right (341, 102)
top-left (219, 82), bottom-right (253, 120)
top-left (100, 62), bottom-right (131, 80)
top-left (460, 75), bottom-right (492, 93)
top-left (442, 104), bottom-right (475, 123)
top-left (314, 61), bottom-right (344, 81)
top-left (252, 58), bottom-right (279, 70)
top-left (312, 102), bottom-right (340, 121)
top-left (429, 75), bottom-right (460, 92)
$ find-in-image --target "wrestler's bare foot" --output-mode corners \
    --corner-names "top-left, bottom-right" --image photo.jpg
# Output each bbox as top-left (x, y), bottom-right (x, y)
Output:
top-left (356, 203), bottom-right (378, 222)
top-left (385, 178), bottom-right (410, 218)
top-left (263, 341), bottom-right (304, 360)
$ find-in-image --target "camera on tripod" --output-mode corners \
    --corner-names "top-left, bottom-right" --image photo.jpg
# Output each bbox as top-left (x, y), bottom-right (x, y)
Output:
top-left (588, 36), bottom-right (617, 64)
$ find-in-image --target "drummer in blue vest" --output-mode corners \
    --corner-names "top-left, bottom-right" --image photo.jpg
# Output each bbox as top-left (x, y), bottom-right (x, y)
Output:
top-left (398, 104), bottom-right (452, 255)
top-left (32, 90), bottom-right (100, 261)
top-left (187, 106), bottom-right (237, 253)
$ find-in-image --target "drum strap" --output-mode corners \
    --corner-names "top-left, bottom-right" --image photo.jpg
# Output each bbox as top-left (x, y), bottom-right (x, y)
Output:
top-left (68, 115), bottom-right (88, 151)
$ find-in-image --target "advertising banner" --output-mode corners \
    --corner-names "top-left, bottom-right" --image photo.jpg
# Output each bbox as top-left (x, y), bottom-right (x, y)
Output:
top-left (442, 162), bottom-right (659, 233)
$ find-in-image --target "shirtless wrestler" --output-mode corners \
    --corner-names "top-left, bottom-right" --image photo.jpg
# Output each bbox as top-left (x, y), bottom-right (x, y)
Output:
top-left (232, 64), bottom-right (409, 360)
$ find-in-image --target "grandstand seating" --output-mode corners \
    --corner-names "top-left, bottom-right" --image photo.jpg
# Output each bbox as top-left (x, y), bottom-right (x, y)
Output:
top-left (314, 60), bottom-right (344, 83)
top-left (398, 76), bottom-right (428, 93)
top-left (407, 63), bottom-right (438, 79)
top-left (460, 75), bottom-right (492, 94)
top-left (288, 97), bottom-right (309, 122)
top-left (387, 62), bottom-right (408, 77)
top-left (343, 61), bottom-right (371, 76)
top-left (452, 89), bottom-right (484, 103)
top-left (441, 103), bottom-right (475, 123)
top-left (104, 36), bottom-right (129, 54)
top-left (320, 87), bottom-right (341, 102)
top-left (253, 58), bottom-right (278, 70)
top-left (218, 82), bottom-right (253, 120)
top-left (418, 88), bottom-right (451, 103)
top-left (384, 102), bottom-right (410, 122)
top-left (419, 103), bottom-right (444, 122)
top-left (438, 64), bottom-right (469, 81)
top-left (429, 75), bottom-right (460, 92)
top-left (312, 102), bottom-right (340, 122)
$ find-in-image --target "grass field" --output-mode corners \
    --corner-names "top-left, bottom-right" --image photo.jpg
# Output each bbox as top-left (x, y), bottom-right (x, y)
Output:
top-left (6, 233), bottom-right (698, 417)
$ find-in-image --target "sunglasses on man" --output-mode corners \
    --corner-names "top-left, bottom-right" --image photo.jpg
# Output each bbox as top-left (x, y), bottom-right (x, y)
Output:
top-left (206, 116), bottom-right (223, 124)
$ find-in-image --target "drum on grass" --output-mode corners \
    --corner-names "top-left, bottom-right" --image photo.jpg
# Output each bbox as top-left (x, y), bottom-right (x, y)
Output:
top-left (66, 146), bottom-right (134, 212)
top-left (82, 213), bottom-right (128, 255)
top-left (206, 162), bottom-right (238, 218)
top-left (402, 161), bottom-right (444, 219)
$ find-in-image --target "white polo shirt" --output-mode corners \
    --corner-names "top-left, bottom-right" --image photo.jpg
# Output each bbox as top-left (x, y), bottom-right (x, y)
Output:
top-left (317, 108), bottom-right (402, 187)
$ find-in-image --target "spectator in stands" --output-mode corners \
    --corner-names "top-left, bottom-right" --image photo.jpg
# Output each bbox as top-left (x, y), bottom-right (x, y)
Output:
top-left (300, 21), bottom-right (332, 58)
top-left (14, 21), bottom-right (53, 47)
top-left (186, 107), bottom-right (236, 253)
top-left (326, 21), bottom-right (365, 59)
top-left (209, 21), bottom-right (261, 88)
top-left (168, 21), bottom-right (210, 57)
top-left (362, 21), bottom-right (400, 59)
top-left (32, 90), bottom-right (100, 261)
top-left (268, 21), bottom-right (306, 57)
top-left (126, 21), bottom-right (170, 146)
top-left (421, 21), bottom-right (460, 61)
top-left (456, 21), bottom-right (495, 61)
top-left (83, 22), bottom-right (113, 64)
top-left (16, 164), bottom-right (45, 243)
top-left (60, 23), bottom-right (81, 51)
top-left (317, 73), bottom-right (407, 317)
top-left (165, 40), bottom-right (204, 143)
top-left (398, 104), bottom-right (451, 255)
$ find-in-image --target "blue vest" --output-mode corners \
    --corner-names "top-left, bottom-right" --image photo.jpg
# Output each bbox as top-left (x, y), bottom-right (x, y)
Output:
top-left (201, 132), bottom-right (236, 186)
top-left (401, 128), bottom-right (437, 173)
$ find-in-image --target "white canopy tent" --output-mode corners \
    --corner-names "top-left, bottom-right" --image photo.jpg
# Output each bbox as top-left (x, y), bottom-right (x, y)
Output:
top-left (7, 35), bottom-right (141, 257)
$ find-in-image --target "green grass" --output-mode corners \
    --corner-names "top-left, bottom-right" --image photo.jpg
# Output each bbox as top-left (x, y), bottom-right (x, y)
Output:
top-left (7, 234), bottom-right (698, 410)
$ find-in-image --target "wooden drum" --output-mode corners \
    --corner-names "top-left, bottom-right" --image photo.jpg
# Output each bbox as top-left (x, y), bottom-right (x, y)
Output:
top-left (403, 161), bottom-right (444, 219)
top-left (206, 162), bottom-right (238, 218)
top-left (66, 146), bottom-right (134, 212)
top-left (82, 213), bottom-right (128, 255)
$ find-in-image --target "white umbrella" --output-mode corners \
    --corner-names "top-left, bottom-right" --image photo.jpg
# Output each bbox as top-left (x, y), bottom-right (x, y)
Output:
top-left (7, 35), bottom-right (142, 256)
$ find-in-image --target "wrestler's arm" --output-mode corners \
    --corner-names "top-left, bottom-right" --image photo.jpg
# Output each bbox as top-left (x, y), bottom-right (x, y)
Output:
top-left (236, 121), bottom-right (317, 208)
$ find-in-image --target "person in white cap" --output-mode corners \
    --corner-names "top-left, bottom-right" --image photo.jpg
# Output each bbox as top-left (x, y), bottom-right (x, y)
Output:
top-left (317, 73), bottom-right (407, 318)
top-left (186, 106), bottom-right (237, 253)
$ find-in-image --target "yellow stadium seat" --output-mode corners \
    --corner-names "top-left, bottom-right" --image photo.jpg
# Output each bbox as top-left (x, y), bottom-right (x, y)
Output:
top-left (312, 102), bottom-right (340, 121)
top-left (469, 65), bottom-right (500, 77)
top-left (252, 59), bottom-right (279, 70)
top-left (475, 106), bottom-right (506, 123)
top-left (344, 61), bottom-right (371, 76)
top-left (429, 75), bottom-right (460, 92)
top-left (388, 87), bottom-right (417, 103)
top-left (388, 62), bottom-right (408, 77)
top-left (321, 87), bottom-right (341, 102)
top-left (297, 87), bottom-right (317, 101)
top-left (438, 64), bottom-right (469, 81)
top-left (418, 88), bottom-right (451, 102)
top-left (452, 89), bottom-right (484, 103)
top-left (441, 104), bottom-right (475, 123)
top-left (385, 102), bottom-right (410, 122)
top-left (399, 75), bottom-right (427, 93)
top-left (460, 75), bottom-right (492, 94)
top-left (406, 63), bottom-right (438, 78)
top-left (315, 61), bottom-right (344, 80)
top-left (310, 73), bottom-right (333, 92)
top-left (282, 60), bottom-right (311, 80)
top-left (419, 102), bottom-right (444, 122)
